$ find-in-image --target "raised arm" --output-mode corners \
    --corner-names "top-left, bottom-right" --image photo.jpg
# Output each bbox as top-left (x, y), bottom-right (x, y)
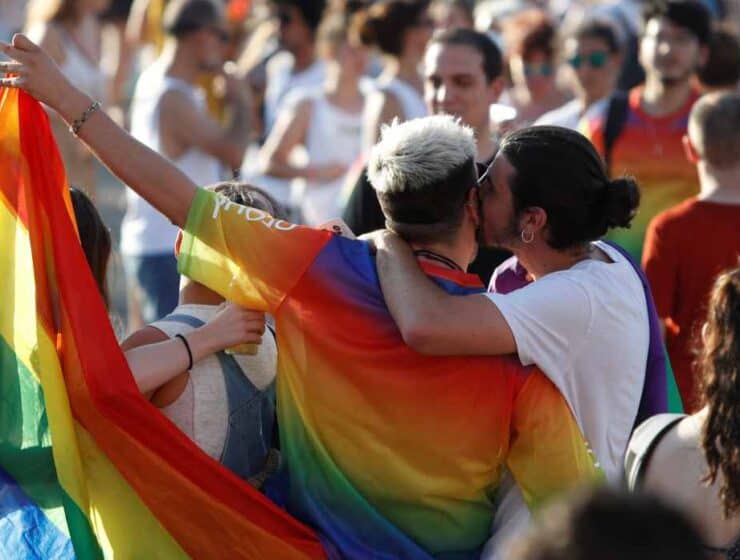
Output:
top-left (0, 34), bottom-right (196, 227)
top-left (374, 231), bottom-right (516, 355)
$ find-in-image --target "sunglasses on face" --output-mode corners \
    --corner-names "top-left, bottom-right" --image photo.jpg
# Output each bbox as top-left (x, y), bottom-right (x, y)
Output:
top-left (523, 62), bottom-right (554, 77)
top-left (568, 51), bottom-right (609, 70)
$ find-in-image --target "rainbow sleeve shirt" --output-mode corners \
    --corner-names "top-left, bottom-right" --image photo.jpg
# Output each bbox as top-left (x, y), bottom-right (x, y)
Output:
top-left (584, 87), bottom-right (700, 261)
top-left (178, 189), bottom-right (603, 559)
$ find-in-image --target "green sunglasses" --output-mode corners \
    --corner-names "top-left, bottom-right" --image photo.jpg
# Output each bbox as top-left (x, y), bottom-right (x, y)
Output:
top-left (568, 51), bottom-right (609, 69)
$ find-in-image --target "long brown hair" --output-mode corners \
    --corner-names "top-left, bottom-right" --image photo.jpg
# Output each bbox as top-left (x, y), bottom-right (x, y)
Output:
top-left (70, 187), bottom-right (112, 309)
top-left (701, 266), bottom-right (740, 518)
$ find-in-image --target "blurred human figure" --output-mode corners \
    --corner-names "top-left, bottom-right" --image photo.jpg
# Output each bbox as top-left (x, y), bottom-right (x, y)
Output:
top-left (258, 9), bottom-right (367, 225)
top-left (357, 0), bottom-right (433, 149)
top-left (627, 267), bottom-right (740, 558)
top-left (430, 0), bottom-right (474, 31)
top-left (695, 28), bottom-right (740, 93)
top-left (121, 0), bottom-right (251, 326)
top-left (500, 9), bottom-right (570, 129)
top-left (512, 488), bottom-right (706, 560)
top-left (263, 0), bottom-right (327, 133)
top-left (122, 183), bottom-right (281, 485)
top-left (25, 0), bottom-right (111, 197)
top-left (642, 91), bottom-right (740, 411)
top-left (587, 0), bottom-right (710, 261)
top-left (537, 19), bottom-right (622, 130)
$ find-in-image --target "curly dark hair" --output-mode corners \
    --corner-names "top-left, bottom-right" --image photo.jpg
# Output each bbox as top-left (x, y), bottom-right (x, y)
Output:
top-left (700, 266), bottom-right (740, 518)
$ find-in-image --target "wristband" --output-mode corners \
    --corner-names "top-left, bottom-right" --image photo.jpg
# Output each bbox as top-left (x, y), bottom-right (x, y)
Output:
top-left (174, 334), bottom-right (194, 370)
top-left (69, 100), bottom-right (101, 136)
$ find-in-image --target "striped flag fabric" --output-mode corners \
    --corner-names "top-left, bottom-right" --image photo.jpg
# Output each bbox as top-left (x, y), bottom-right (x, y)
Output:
top-left (0, 87), bottom-right (325, 558)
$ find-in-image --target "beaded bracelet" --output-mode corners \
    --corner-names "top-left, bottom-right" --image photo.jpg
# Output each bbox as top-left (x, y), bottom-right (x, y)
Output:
top-left (69, 100), bottom-right (101, 136)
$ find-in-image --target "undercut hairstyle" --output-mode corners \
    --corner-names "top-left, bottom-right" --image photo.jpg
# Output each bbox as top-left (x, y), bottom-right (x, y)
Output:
top-left (499, 126), bottom-right (640, 250)
top-left (367, 115), bottom-right (477, 244)
top-left (641, 0), bottom-right (711, 45)
top-left (70, 188), bottom-right (112, 309)
top-left (208, 182), bottom-right (289, 220)
top-left (353, 0), bottom-right (431, 57)
top-left (697, 29), bottom-right (740, 90)
top-left (429, 28), bottom-right (503, 82)
top-left (569, 19), bottom-right (622, 54)
top-left (701, 267), bottom-right (740, 519)
top-left (163, 0), bottom-right (221, 38)
top-left (688, 91), bottom-right (740, 169)
top-left (513, 488), bottom-right (706, 560)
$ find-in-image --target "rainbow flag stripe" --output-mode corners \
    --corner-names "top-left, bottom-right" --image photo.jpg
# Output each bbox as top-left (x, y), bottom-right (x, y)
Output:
top-left (0, 88), bottom-right (326, 558)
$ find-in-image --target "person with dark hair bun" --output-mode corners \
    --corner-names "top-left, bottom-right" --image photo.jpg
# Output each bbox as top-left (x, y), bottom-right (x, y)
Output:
top-left (354, 0), bottom-right (433, 148)
top-left (375, 126), bottom-right (652, 501)
top-left (627, 267), bottom-right (740, 558)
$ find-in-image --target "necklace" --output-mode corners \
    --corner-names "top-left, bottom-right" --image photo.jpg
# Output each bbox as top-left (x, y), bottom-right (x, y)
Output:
top-left (413, 249), bottom-right (464, 272)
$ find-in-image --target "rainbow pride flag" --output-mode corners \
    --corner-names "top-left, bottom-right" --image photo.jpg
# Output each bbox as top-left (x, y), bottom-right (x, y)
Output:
top-left (0, 88), bottom-right (326, 558)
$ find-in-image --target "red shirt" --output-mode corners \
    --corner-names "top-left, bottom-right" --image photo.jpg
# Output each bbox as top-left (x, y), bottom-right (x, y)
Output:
top-left (643, 198), bottom-right (740, 411)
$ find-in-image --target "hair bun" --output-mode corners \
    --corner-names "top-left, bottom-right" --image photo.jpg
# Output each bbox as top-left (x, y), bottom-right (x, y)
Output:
top-left (603, 176), bottom-right (640, 229)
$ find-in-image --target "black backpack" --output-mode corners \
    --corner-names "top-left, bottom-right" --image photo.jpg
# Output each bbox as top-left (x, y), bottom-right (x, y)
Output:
top-left (603, 90), bottom-right (630, 177)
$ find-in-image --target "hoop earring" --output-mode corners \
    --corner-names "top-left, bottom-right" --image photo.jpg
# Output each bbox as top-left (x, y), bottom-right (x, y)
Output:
top-left (521, 229), bottom-right (534, 244)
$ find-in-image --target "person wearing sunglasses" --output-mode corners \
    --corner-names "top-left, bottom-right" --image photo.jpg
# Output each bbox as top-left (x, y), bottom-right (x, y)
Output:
top-left (120, 0), bottom-right (251, 326)
top-left (500, 9), bottom-right (569, 130)
top-left (537, 20), bottom-right (622, 131)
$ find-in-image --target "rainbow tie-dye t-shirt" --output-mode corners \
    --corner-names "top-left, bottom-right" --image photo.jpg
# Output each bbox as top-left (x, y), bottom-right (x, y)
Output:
top-left (584, 87), bottom-right (700, 261)
top-left (178, 189), bottom-right (602, 559)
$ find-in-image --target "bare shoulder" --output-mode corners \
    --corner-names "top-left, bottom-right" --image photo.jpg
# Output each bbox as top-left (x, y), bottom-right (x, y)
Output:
top-left (120, 325), bottom-right (169, 352)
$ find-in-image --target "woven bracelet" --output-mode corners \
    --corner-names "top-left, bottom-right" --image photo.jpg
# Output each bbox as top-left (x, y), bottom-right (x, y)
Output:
top-left (69, 100), bottom-right (101, 136)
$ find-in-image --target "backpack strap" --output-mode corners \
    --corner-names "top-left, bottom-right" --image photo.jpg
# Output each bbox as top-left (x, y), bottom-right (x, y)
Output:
top-left (603, 91), bottom-right (630, 175)
top-left (624, 413), bottom-right (686, 491)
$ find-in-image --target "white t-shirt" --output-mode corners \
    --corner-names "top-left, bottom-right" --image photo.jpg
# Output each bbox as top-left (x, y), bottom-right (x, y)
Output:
top-left (485, 241), bottom-right (649, 481)
top-left (481, 241), bottom-right (648, 560)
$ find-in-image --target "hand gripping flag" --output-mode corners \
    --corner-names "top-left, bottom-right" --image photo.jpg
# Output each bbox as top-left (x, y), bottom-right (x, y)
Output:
top-left (0, 88), bottom-right (325, 559)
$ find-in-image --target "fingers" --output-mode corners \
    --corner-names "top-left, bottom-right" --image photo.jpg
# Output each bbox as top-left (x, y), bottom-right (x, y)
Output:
top-left (0, 61), bottom-right (23, 73)
top-left (11, 34), bottom-right (40, 53)
top-left (0, 41), bottom-right (31, 64)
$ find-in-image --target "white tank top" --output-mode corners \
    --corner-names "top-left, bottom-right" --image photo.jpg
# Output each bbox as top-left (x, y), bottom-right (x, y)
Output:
top-left (57, 27), bottom-right (107, 102)
top-left (291, 92), bottom-right (364, 226)
top-left (121, 64), bottom-right (222, 256)
top-left (150, 304), bottom-right (278, 461)
top-left (381, 77), bottom-right (427, 121)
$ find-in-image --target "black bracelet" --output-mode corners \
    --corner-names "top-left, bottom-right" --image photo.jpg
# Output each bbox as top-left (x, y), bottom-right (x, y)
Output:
top-left (69, 100), bottom-right (101, 136)
top-left (174, 334), bottom-right (193, 370)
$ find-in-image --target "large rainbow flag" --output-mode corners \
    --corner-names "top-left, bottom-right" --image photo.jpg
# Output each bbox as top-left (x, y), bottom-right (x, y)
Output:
top-left (0, 89), bottom-right (327, 557)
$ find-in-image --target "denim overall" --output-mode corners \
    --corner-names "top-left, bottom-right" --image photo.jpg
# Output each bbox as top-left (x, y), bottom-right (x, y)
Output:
top-left (161, 313), bottom-right (276, 480)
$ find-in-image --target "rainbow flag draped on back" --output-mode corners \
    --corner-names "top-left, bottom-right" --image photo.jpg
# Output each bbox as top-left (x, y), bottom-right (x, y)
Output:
top-left (0, 88), bottom-right (326, 558)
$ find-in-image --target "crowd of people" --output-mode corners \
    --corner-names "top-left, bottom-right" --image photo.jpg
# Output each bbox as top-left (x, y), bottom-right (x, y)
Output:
top-left (1, 0), bottom-right (739, 557)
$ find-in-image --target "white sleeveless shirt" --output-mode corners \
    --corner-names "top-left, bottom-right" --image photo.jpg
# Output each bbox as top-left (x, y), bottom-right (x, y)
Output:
top-left (121, 64), bottom-right (222, 256)
top-left (291, 91), bottom-right (364, 226)
top-left (57, 27), bottom-right (107, 102)
top-left (381, 77), bottom-right (427, 121)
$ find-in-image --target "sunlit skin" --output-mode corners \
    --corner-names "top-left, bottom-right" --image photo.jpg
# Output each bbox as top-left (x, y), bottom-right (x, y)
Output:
top-left (424, 42), bottom-right (503, 160)
top-left (640, 17), bottom-right (703, 86)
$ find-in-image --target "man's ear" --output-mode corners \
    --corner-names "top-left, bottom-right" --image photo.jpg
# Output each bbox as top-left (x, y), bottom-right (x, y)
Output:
top-left (682, 134), bottom-right (700, 165)
top-left (520, 206), bottom-right (548, 234)
top-left (488, 76), bottom-right (506, 104)
top-left (466, 186), bottom-right (482, 227)
top-left (174, 230), bottom-right (184, 258)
